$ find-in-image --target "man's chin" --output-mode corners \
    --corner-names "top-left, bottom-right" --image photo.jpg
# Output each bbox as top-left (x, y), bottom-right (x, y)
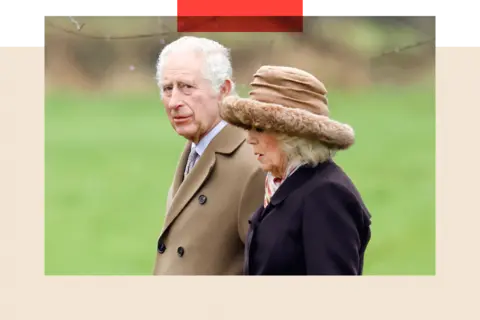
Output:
top-left (175, 126), bottom-right (198, 140)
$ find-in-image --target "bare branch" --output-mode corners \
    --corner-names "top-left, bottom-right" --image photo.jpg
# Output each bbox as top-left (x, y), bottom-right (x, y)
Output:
top-left (370, 37), bottom-right (435, 60)
top-left (68, 16), bottom-right (85, 31)
top-left (45, 19), bottom-right (172, 40)
top-left (45, 16), bottom-right (220, 41)
top-left (45, 17), bottom-right (438, 60)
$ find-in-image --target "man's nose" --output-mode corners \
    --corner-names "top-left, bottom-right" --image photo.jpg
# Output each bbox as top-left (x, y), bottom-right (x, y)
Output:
top-left (168, 88), bottom-right (183, 109)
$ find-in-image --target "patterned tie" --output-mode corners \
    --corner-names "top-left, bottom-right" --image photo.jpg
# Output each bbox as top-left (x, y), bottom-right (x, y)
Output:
top-left (184, 146), bottom-right (198, 177)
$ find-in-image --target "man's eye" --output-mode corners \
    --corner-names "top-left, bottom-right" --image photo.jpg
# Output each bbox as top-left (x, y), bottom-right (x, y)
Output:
top-left (180, 83), bottom-right (193, 89)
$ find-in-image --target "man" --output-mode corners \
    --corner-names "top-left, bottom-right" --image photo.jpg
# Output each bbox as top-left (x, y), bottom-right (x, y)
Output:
top-left (152, 36), bottom-right (265, 275)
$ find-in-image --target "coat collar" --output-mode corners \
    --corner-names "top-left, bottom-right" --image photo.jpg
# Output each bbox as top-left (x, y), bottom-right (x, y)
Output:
top-left (192, 120), bottom-right (228, 157)
top-left (161, 124), bottom-right (247, 235)
top-left (269, 159), bottom-right (333, 207)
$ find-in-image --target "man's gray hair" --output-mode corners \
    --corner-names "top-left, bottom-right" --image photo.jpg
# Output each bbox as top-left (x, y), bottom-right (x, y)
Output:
top-left (156, 36), bottom-right (236, 96)
top-left (276, 133), bottom-right (335, 167)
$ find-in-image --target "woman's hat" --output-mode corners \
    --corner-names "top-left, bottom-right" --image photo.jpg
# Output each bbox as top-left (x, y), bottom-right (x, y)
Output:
top-left (219, 65), bottom-right (355, 150)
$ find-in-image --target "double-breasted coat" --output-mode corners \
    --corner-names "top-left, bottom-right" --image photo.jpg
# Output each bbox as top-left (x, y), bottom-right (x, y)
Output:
top-left (153, 124), bottom-right (265, 275)
top-left (244, 159), bottom-right (372, 275)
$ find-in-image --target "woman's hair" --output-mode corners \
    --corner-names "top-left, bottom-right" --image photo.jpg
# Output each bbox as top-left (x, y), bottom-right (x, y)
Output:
top-left (275, 133), bottom-right (335, 167)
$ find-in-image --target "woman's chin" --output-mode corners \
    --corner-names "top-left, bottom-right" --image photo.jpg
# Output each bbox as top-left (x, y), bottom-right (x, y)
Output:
top-left (259, 163), bottom-right (272, 173)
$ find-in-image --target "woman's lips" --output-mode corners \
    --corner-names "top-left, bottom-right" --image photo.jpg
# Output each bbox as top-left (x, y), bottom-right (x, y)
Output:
top-left (254, 152), bottom-right (264, 160)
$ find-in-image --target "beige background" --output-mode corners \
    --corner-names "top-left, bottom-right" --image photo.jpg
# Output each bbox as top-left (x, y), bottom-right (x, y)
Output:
top-left (0, 47), bottom-right (478, 319)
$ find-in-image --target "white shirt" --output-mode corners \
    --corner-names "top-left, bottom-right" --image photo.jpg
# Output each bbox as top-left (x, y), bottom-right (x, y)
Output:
top-left (189, 120), bottom-right (228, 166)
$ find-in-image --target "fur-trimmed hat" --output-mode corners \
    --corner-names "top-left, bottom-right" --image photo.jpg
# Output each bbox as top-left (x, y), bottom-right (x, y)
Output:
top-left (219, 66), bottom-right (355, 150)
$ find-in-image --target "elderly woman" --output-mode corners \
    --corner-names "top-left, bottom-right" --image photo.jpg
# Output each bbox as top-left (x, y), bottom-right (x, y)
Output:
top-left (219, 66), bottom-right (372, 275)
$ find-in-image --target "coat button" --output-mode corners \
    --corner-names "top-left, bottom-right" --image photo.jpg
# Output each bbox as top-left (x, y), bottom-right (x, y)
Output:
top-left (157, 242), bottom-right (166, 254)
top-left (177, 246), bottom-right (185, 257)
top-left (198, 195), bottom-right (207, 205)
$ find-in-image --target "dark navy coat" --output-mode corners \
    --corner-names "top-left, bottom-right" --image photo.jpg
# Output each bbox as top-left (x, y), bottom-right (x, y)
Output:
top-left (244, 159), bottom-right (372, 275)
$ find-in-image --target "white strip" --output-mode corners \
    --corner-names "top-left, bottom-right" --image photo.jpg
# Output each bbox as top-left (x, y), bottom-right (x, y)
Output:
top-left (440, 40), bottom-right (480, 46)
top-left (40, 8), bottom-right (440, 17)
top-left (0, 40), bottom-right (40, 46)
top-left (40, 8), bottom-right (176, 17)
top-left (304, 8), bottom-right (440, 17)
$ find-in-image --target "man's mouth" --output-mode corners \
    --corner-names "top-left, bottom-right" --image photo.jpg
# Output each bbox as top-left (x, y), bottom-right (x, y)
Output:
top-left (173, 115), bottom-right (192, 124)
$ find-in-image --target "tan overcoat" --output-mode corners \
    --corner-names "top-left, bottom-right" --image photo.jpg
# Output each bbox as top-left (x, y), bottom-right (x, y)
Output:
top-left (153, 124), bottom-right (265, 275)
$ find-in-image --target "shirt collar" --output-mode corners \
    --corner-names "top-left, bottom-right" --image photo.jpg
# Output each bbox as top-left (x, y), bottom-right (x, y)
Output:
top-left (191, 120), bottom-right (228, 156)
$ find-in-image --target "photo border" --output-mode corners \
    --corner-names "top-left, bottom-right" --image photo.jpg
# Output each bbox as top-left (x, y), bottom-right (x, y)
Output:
top-left (1, 46), bottom-right (477, 319)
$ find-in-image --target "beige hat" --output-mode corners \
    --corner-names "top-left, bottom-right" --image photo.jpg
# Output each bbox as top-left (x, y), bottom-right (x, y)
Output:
top-left (219, 66), bottom-right (355, 150)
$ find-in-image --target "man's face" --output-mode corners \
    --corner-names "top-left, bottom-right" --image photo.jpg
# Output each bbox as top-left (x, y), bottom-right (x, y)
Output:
top-left (160, 51), bottom-right (229, 143)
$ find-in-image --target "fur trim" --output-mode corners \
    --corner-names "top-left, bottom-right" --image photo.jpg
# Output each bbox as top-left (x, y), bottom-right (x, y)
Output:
top-left (220, 95), bottom-right (355, 150)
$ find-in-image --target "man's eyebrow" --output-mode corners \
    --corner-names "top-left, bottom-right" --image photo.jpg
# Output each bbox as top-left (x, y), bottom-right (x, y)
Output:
top-left (178, 77), bottom-right (196, 84)
top-left (162, 76), bottom-right (197, 87)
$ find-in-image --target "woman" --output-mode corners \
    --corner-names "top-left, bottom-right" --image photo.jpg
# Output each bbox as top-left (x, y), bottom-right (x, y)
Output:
top-left (219, 65), bottom-right (372, 275)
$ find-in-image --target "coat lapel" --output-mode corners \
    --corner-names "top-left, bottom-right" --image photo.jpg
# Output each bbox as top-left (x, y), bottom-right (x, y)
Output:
top-left (261, 162), bottom-right (330, 220)
top-left (161, 124), bottom-right (247, 235)
top-left (171, 142), bottom-right (191, 198)
top-left (162, 145), bottom-right (216, 234)
top-left (244, 205), bottom-right (264, 275)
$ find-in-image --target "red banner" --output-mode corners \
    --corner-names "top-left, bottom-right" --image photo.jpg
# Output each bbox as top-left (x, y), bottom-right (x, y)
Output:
top-left (177, 0), bottom-right (302, 16)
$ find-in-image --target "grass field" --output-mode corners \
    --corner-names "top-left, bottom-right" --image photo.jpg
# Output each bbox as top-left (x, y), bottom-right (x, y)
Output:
top-left (45, 84), bottom-right (435, 275)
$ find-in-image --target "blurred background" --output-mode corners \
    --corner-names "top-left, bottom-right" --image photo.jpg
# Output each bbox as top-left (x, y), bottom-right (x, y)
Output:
top-left (44, 16), bottom-right (435, 275)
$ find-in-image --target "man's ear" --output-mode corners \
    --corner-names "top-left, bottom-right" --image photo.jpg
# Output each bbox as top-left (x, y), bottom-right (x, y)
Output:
top-left (219, 79), bottom-right (232, 99)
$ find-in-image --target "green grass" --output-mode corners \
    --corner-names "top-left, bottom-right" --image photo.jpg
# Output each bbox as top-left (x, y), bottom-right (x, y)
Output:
top-left (45, 84), bottom-right (435, 275)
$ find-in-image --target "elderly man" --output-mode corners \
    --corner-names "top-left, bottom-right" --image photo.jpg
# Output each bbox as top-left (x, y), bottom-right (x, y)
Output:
top-left (152, 36), bottom-right (265, 275)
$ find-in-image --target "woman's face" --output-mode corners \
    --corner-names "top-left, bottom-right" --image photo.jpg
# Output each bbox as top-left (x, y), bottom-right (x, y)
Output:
top-left (246, 128), bottom-right (287, 178)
